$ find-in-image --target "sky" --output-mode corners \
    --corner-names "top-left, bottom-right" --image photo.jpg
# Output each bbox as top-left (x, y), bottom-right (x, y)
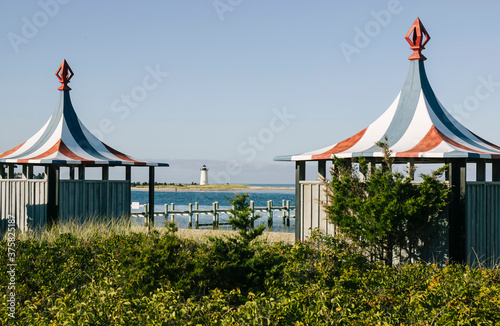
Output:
top-left (2, 0), bottom-right (500, 184)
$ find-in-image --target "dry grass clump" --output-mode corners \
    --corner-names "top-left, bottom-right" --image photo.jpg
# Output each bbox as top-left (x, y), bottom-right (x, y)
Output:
top-left (5, 218), bottom-right (294, 245)
top-left (8, 216), bottom-right (132, 243)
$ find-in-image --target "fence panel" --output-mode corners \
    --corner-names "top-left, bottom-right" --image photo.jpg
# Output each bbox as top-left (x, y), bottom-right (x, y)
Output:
top-left (467, 182), bottom-right (500, 267)
top-left (299, 181), bottom-right (336, 240)
top-left (59, 180), bottom-right (130, 221)
top-left (0, 179), bottom-right (48, 232)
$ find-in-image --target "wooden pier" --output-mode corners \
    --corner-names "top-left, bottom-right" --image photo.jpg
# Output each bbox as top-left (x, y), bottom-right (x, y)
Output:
top-left (131, 200), bottom-right (295, 230)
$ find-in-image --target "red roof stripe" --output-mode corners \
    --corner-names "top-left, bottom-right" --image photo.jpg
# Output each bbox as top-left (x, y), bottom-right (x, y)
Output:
top-left (102, 143), bottom-right (139, 162)
top-left (0, 142), bottom-right (26, 158)
top-left (59, 140), bottom-right (92, 161)
top-left (396, 126), bottom-right (443, 157)
top-left (437, 129), bottom-right (488, 154)
top-left (17, 140), bottom-right (62, 163)
top-left (311, 127), bottom-right (368, 160)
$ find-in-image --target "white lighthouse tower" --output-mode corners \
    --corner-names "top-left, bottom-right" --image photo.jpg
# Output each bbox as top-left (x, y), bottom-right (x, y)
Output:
top-left (200, 165), bottom-right (208, 185)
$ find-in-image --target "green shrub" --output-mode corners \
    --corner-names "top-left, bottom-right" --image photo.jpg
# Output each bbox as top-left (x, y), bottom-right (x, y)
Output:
top-left (188, 194), bottom-right (285, 298)
top-left (326, 140), bottom-right (450, 266)
top-left (1, 220), bottom-right (499, 325)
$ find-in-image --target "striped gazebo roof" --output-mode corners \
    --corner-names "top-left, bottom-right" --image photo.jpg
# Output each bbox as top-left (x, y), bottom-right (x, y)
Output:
top-left (274, 18), bottom-right (500, 162)
top-left (0, 60), bottom-right (169, 167)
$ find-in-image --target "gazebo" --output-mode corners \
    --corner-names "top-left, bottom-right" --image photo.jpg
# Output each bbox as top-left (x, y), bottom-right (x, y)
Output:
top-left (275, 18), bottom-right (500, 264)
top-left (0, 60), bottom-right (168, 231)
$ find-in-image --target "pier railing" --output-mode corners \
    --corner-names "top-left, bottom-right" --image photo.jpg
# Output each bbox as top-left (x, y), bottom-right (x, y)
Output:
top-left (131, 200), bottom-right (295, 229)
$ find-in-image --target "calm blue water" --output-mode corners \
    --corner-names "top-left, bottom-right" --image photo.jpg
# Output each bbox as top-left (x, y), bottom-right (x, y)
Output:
top-left (131, 190), bottom-right (295, 233)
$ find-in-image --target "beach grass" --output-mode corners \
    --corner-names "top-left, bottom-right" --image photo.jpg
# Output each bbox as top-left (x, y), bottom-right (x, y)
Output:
top-left (9, 216), bottom-right (133, 243)
top-left (5, 218), bottom-right (294, 244)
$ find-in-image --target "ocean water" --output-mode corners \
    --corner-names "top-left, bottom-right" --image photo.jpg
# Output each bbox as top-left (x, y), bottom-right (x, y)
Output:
top-left (131, 190), bottom-right (296, 233)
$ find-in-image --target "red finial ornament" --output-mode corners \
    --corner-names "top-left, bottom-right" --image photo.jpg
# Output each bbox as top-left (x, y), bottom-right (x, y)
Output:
top-left (55, 59), bottom-right (74, 91)
top-left (405, 17), bottom-right (430, 61)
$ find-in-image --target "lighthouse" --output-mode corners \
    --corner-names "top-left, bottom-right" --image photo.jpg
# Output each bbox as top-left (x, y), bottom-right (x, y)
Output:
top-left (200, 165), bottom-right (208, 185)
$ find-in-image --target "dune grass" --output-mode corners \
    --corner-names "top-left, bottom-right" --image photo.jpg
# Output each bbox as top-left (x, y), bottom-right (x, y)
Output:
top-left (5, 217), bottom-right (294, 245)
top-left (7, 216), bottom-right (133, 243)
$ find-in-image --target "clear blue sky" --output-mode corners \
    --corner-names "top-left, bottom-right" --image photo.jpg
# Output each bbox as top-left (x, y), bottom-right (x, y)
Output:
top-left (2, 0), bottom-right (500, 184)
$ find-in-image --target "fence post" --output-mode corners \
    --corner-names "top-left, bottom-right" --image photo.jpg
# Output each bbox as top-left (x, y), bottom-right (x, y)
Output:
top-left (188, 203), bottom-right (193, 228)
top-left (195, 202), bottom-right (199, 229)
top-left (138, 198), bottom-right (292, 232)
top-left (216, 202), bottom-right (220, 228)
top-left (448, 159), bottom-right (467, 264)
top-left (282, 199), bottom-right (286, 225)
top-left (164, 204), bottom-right (168, 227)
top-left (212, 202), bottom-right (217, 229)
top-left (171, 203), bottom-right (175, 223)
top-left (286, 200), bottom-right (290, 227)
top-left (267, 200), bottom-right (273, 228)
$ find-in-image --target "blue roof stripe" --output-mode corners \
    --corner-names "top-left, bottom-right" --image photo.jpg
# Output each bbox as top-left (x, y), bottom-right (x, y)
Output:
top-left (274, 155), bottom-right (294, 161)
top-left (62, 91), bottom-right (111, 161)
top-left (419, 61), bottom-right (494, 153)
top-left (8, 94), bottom-right (65, 158)
top-left (362, 60), bottom-right (422, 152)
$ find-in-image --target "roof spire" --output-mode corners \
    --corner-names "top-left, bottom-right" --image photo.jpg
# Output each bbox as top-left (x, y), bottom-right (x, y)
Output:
top-left (405, 17), bottom-right (430, 61)
top-left (55, 59), bottom-right (74, 91)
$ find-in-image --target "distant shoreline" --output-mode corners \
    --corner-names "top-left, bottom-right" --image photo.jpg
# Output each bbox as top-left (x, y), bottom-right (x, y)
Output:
top-left (131, 185), bottom-right (294, 192)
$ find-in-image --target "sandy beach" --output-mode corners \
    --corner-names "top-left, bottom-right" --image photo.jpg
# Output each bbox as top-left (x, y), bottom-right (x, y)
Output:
top-left (177, 228), bottom-right (295, 244)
